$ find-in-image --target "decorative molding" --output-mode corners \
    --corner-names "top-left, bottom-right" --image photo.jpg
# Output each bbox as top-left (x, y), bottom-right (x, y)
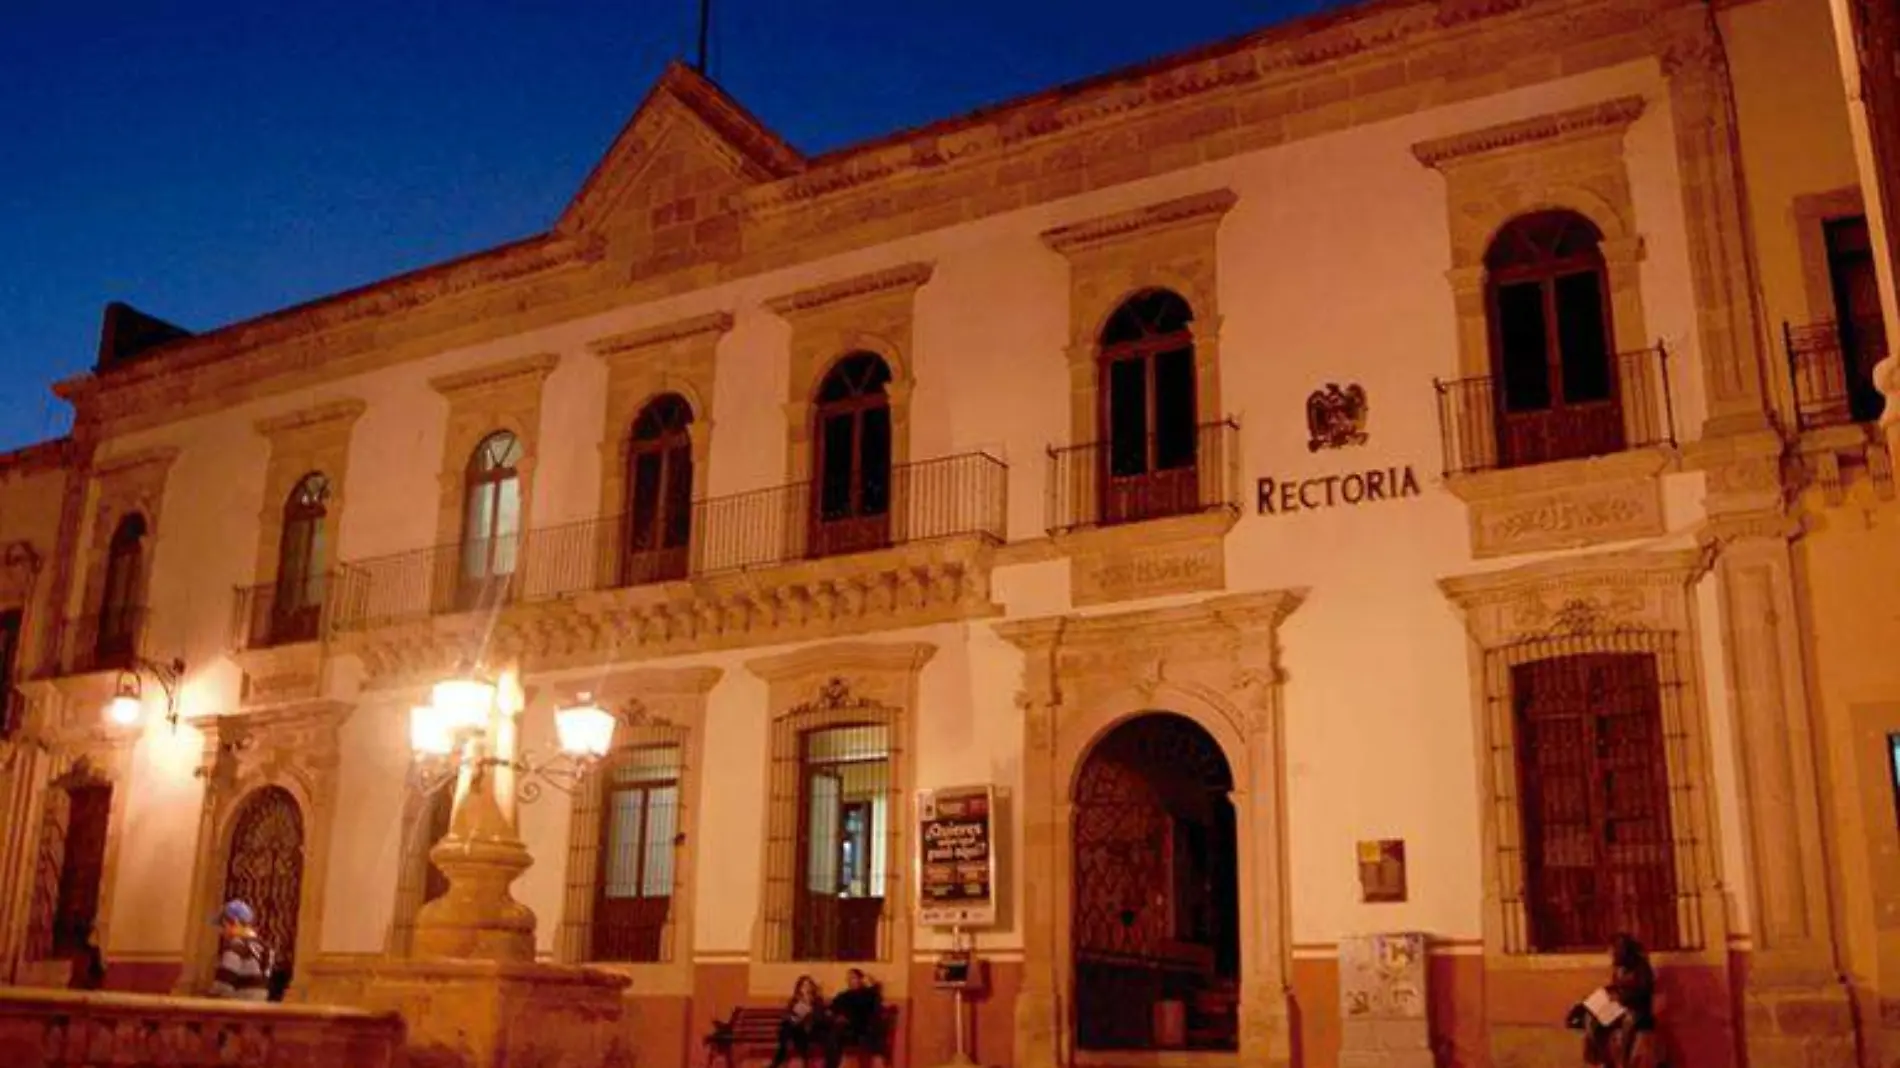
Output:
top-left (254, 398), bottom-right (369, 440)
top-left (91, 445), bottom-right (179, 481)
top-left (588, 311), bottom-right (735, 359)
top-left (342, 534), bottom-right (999, 689)
top-left (427, 352), bottom-right (561, 399)
top-left (1410, 95), bottom-right (1647, 169)
top-left (1040, 189), bottom-right (1240, 257)
top-left (764, 262), bottom-right (934, 317)
top-left (1469, 476), bottom-right (1666, 558)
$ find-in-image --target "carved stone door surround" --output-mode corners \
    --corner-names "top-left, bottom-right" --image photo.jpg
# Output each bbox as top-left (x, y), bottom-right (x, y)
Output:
top-left (177, 700), bottom-right (350, 993)
top-left (997, 589), bottom-right (1303, 1068)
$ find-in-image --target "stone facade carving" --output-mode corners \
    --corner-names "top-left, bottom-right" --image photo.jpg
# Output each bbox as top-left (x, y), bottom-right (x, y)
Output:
top-left (998, 590), bottom-right (1303, 1068)
top-left (1067, 513), bottom-right (1229, 607)
top-left (176, 701), bottom-right (351, 992)
top-left (743, 641), bottom-right (934, 999)
top-left (1469, 476), bottom-right (1665, 558)
top-left (343, 534), bottom-right (997, 690)
top-left (74, 447), bottom-right (178, 647)
top-left (589, 311), bottom-right (730, 519)
top-left (0, 987), bottom-right (406, 1068)
top-left (553, 666), bottom-right (718, 997)
top-left (765, 262), bottom-right (931, 484)
top-left (428, 353), bottom-right (560, 547)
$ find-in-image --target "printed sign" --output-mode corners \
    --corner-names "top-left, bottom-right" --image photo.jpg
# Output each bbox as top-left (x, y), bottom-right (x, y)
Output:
top-left (917, 785), bottom-right (996, 928)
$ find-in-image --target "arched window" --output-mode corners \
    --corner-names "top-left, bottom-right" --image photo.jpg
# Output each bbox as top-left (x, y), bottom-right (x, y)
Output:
top-left (95, 514), bottom-right (146, 664)
top-left (810, 353), bottom-right (893, 558)
top-left (459, 431), bottom-right (522, 609)
top-left (1098, 289), bottom-right (1200, 524)
top-left (624, 395), bottom-right (694, 585)
top-left (272, 473), bottom-right (330, 644)
top-left (1485, 210), bottom-right (1623, 467)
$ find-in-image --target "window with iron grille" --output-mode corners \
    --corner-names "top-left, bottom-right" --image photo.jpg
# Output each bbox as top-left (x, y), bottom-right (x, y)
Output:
top-left (592, 744), bottom-right (683, 962)
top-left (27, 768), bottom-right (112, 961)
top-left (761, 681), bottom-right (901, 963)
top-left (1486, 631), bottom-right (1701, 955)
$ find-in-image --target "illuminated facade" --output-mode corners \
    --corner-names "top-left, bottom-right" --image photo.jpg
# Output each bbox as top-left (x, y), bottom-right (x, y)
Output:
top-left (1, 0), bottom-right (1898, 1066)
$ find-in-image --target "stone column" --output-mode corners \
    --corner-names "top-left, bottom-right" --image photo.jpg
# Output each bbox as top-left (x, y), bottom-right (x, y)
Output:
top-left (1013, 691), bottom-right (1062, 1068)
top-left (1234, 670), bottom-right (1294, 1068)
top-left (0, 738), bottom-right (48, 983)
top-left (1657, 5), bottom-right (1775, 434)
top-left (1709, 520), bottom-right (1856, 1067)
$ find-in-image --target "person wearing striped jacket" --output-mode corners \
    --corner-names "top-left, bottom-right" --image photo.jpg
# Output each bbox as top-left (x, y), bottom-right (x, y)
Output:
top-left (207, 899), bottom-right (272, 1002)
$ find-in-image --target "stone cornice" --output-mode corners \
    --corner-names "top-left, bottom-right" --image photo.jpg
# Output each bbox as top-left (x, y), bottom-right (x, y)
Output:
top-left (764, 263), bottom-right (935, 318)
top-left (254, 398), bottom-right (369, 441)
top-left (0, 438), bottom-right (74, 479)
top-left (1041, 189), bottom-right (1240, 257)
top-left (746, 640), bottom-right (939, 684)
top-left (1438, 546), bottom-right (1707, 609)
top-left (92, 445), bottom-right (179, 480)
top-left (60, 0), bottom-right (1699, 441)
top-left (588, 312), bottom-right (735, 359)
top-left (1411, 94), bottom-right (1648, 169)
top-left (428, 353), bottom-right (562, 399)
top-left (996, 588), bottom-right (1306, 654)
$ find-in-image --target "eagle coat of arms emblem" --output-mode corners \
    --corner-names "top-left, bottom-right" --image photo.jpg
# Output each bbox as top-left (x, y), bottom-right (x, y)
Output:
top-left (1306, 382), bottom-right (1369, 451)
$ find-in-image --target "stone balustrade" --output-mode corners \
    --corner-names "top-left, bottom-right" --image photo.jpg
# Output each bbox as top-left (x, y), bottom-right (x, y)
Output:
top-left (0, 987), bottom-right (405, 1068)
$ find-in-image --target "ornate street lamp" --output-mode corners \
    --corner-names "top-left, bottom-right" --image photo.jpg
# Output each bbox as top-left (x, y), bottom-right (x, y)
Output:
top-left (102, 656), bottom-right (186, 730)
top-left (404, 665), bottom-right (615, 962)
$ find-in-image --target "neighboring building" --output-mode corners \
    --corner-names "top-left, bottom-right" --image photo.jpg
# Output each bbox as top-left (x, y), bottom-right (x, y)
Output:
top-left (0, 0), bottom-right (1896, 1065)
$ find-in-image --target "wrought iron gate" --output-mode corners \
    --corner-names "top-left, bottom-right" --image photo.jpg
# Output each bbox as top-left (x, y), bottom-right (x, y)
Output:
top-left (221, 786), bottom-right (305, 970)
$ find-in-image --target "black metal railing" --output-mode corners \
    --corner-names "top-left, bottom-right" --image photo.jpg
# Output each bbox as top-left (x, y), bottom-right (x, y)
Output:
top-left (1784, 316), bottom-right (1888, 430)
top-left (37, 608), bottom-right (147, 678)
top-left (231, 577), bottom-right (344, 651)
top-left (1434, 346), bottom-right (1676, 477)
top-left (1046, 419), bottom-right (1241, 536)
top-left (330, 451), bottom-right (1008, 630)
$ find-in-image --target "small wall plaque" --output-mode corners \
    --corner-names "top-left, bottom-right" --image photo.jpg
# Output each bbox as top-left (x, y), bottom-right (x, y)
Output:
top-left (1358, 838), bottom-right (1407, 903)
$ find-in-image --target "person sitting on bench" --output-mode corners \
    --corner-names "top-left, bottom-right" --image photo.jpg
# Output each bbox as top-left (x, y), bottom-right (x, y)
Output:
top-left (826, 969), bottom-right (884, 1068)
top-left (769, 975), bottom-right (826, 1068)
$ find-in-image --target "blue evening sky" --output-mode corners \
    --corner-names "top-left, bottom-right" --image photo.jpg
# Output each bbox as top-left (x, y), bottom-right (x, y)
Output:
top-left (0, 0), bottom-right (1342, 451)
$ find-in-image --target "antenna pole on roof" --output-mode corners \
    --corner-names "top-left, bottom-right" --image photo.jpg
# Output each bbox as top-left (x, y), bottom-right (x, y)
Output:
top-left (695, 0), bottom-right (712, 75)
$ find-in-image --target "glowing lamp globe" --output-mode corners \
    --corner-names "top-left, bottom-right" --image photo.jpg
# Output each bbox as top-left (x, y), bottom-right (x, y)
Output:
top-left (555, 695), bottom-right (615, 760)
top-left (104, 693), bottom-right (143, 728)
top-left (409, 704), bottom-right (456, 758)
top-left (431, 676), bottom-right (495, 731)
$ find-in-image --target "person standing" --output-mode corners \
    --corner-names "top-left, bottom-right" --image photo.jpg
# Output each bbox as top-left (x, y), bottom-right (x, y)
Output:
top-left (207, 900), bottom-right (272, 1002)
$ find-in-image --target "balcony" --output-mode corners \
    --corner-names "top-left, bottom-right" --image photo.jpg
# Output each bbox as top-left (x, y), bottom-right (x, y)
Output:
top-left (1433, 346), bottom-right (1677, 477)
top-left (1046, 420), bottom-right (1242, 536)
top-left (331, 451), bottom-right (1008, 631)
top-left (1784, 317), bottom-right (1888, 431)
top-left (37, 608), bottom-right (147, 679)
top-left (231, 578), bottom-right (340, 651)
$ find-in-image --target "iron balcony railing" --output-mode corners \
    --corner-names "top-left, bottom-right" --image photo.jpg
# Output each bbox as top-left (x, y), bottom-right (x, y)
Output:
top-left (231, 576), bottom-right (346, 651)
top-left (1784, 316), bottom-right (1888, 431)
top-left (330, 451), bottom-right (1008, 631)
top-left (37, 608), bottom-right (148, 679)
top-left (1045, 419), bottom-right (1242, 536)
top-left (1433, 346), bottom-right (1677, 477)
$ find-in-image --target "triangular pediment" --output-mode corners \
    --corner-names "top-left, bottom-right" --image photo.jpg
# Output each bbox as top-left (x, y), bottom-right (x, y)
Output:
top-left (557, 62), bottom-right (803, 238)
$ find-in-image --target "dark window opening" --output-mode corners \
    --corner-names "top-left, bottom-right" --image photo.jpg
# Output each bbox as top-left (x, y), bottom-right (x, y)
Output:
top-left (272, 473), bottom-right (330, 644)
top-left (1485, 211), bottom-right (1625, 468)
top-left (1098, 289), bottom-right (1201, 524)
top-left (1513, 652), bottom-right (1679, 953)
top-left (96, 515), bottom-right (147, 665)
top-left (624, 395), bottom-right (694, 586)
top-left (50, 782), bottom-right (112, 958)
top-left (0, 610), bottom-right (22, 740)
top-left (1825, 216), bottom-right (1888, 423)
top-left (810, 353), bottom-right (894, 558)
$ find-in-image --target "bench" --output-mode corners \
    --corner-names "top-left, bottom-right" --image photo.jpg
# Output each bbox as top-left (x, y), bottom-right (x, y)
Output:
top-left (703, 1004), bottom-right (898, 1068)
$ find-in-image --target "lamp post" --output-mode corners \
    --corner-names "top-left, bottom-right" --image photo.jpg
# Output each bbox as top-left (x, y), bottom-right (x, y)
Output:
top-left (405, 666), bottom-right (614, 962)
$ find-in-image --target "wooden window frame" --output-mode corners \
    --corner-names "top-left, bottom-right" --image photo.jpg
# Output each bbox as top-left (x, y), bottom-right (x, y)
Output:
top-left (809, 353), bottom-right (895, 559)
top-left (623, 394), bottom-right (694, 586)
top-left (460, 430), bottom-right (523, 604)
top-left (589, 742), bottom-right (685, 964)
top-left (271, 472), bottom-right (330, 644)
top-left (95, 514), bottom-right (147, 663)
top-left (1095, 289), bottom-right (1202, 526)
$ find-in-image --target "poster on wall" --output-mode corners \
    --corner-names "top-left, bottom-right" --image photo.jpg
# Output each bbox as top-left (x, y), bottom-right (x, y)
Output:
top-left (916, 785), bottom-right (996, 928)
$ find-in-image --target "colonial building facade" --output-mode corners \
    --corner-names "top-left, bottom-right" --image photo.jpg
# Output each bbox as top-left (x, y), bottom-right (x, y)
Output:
top-left (2, 0), bottom-right (1897, 1066)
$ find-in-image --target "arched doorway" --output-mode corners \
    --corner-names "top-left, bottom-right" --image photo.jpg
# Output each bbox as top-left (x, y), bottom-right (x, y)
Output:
top-left (1072, 712), bottom-right (1238, 1052)
top-left (221, 786), bottom-right (306, 978)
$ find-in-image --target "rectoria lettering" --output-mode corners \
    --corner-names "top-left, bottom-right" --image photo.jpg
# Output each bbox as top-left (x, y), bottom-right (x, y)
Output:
top-left (1256, 465), bottom-right (1423, 515)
